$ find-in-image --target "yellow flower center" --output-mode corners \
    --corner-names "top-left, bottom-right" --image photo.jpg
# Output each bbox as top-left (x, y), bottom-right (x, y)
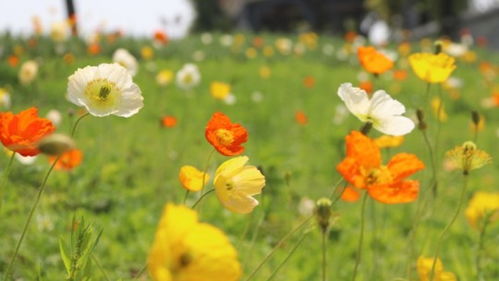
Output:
top-left (361, 166), bottom-right (392, 186)
top-left (84, 79), bottom-right (119, 110)
top-left (182, 73), bottom-right (193, 84)
top-left (215, 129), bottom-right (234, 146)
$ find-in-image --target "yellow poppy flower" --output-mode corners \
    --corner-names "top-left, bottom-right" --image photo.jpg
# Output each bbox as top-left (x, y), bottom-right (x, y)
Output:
top-left (465, 191), bottom-right (499, 228)
top-left (210, 81), bottom-right (231, 100)
top-left (178, 165), bottom-right (210, 192)
top-left (374, 135), bottom-right (404, 148)
top-left (148, 204), bottom-right (242, 281)
top-left (417, 256), bottom-right (456, 281)
top-left (409, 53), bottom-right (456, 83)
top-left (214, 156), bottom-right (265, 214)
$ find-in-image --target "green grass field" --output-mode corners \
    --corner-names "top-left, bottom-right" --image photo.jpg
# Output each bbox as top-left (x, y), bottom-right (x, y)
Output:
top-left (0, 33), bottom-right (498, 281)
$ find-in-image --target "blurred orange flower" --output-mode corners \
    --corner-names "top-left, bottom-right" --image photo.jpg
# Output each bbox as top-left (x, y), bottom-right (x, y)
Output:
top-left (0, 107), bottom-right (55, 156)
top-left (393, 69), bottom-right (408, 81)
top-left (87, 43), bottom-right (101, 55)
top-left (205, 112), bottom-right (248, 156)
top-left (161, 116), bottom-right (177, 128)
top-left (295, 111), bottom-right (308, 125)
top-left (303, 76), bottom-right (316, 88)
top-left (357, 46), bottom-right (394, 75)
top-left (153, 30), bottom-right (168, 45)
top-left (49, 148), bottom-right (83, 171)
top-left (7, 55), bottom-right (19, 67)
top-left (337, 131), bottom-right (424, 204)
top-left (359, 81), bottom-right (373, 94)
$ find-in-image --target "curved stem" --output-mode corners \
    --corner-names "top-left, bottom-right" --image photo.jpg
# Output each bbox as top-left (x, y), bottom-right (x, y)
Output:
top-left (352, 193), bottom-right (368, 281)
top-left (71, 112), bottom-right (89, 137)
top-left (186, 148), bottom-right (216, 203)
top-left (0, 152), bottom-right (16, 210)
top-left (420, 128), bottom-right (438, 197)
top-left (244, 216), bottom-right (313, 281)
top-left (429, 174), bottom-right (469, 281)
top-left (91, 254), bottom-right (111, 281)
top-left (191, 189), bottom-right (214, 209)
top-left (2, 155), bottom-right (61, 281)
top-left (263, 232), bottom-right (308, 281)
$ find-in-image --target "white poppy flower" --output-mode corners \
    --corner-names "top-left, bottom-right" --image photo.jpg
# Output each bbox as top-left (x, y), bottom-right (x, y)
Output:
top-left (176, 63), bottom-right (201, 90)
top-left (19, 60), bottom-right (39, 85)
top-left (0, 88), bottom-right (11, 109)
top-left (112, 48), bottom-right (138, 76)
top-left (67, 63), bottom-right (144, 118)
top-left (338, 83), bottom-right (414, 136)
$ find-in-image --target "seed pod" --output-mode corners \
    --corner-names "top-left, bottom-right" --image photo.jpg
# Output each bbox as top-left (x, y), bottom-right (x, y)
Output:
top-left (315, 198), bottom-right (332, 233)
top-left (38, 133), bottom-right (75, 156)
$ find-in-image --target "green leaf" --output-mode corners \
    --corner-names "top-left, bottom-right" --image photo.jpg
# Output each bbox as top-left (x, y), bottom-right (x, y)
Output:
top-left (59, 237), bottom-right (71, 275)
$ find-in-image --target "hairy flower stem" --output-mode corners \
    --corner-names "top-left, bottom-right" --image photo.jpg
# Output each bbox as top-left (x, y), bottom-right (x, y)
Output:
top-left (264, 232), bottom-right (308, 281)
top-left (429, 173), bottom-right (469, 281)
top-left (2, 155), bottom-right (61, 281)
top-left (244, 216), bottom-right (313, 281)
top-left (71, 112), bottom-right (89, 138)
top-left (476, 213), bottom-right (492, 281)
top-left (322, 230), bottom-right (328, 281)
top-left (352, 193), bottom-right (368, 281)
top-left (191, 188), bottom-right (214, 209)
top-left (420, 128), bottom-right (438, 199)
top-left (0, 151), bottom-right (16, 211)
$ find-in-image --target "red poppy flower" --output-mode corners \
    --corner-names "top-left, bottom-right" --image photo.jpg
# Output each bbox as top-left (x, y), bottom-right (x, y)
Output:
top-left (205, 112), bottom-right (248, 156)
top-left (0, 107), bottom-right (55, 156)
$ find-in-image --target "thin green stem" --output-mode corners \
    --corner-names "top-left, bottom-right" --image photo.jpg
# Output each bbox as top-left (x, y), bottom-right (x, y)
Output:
top-left (132, 264), bottom-right (148, 281)
top-left (91, 255), bottom-right (111, 281)
top-left (2, 155), bottom-right (61, 281)
top-left (328, 178), bottom-right (345, 202)
top-left (263, 232), bottom-right (308, 281)
top-left (420, 128), bottom-right (438, 197)
top-left (182, 189), bottom-right (190, 204)
top-left (352, 193), bottom-right (368, 281)
top-left (476, 213), bottom-right (492, 281)
top-left (322, 230), bottom-right (327, 281)
top-left (433, 85), bottom-right (444, 196)
top-left (191, 189), bottom-right (214, 209)
top-left (201, 149), bottom-right (216, 191)
top-left (244, 216), bottom-right (313, 281)
top-left (71, 112), bottom-right (90, 138)
top-left (0, 152), bottom-right (16, 210)
top-left (429, 174), bottom-right (469, 281)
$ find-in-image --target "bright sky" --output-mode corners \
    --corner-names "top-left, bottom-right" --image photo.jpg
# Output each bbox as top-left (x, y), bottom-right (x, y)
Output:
top-left (0, 0), bottom-right (196, 39)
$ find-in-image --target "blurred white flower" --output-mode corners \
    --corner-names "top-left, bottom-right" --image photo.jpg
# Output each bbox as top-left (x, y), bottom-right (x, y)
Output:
top-left (338, 83), bottom-right (414, 136)
top-left (445, 43), bottom-right (468, 57)
top-left (201, 32), bottom-right (213, 45)
top-left (368, 20), bottom-right (390, 46)
top-left (19, 60), bottom-right (39, 85)
top-left (445, 77), bottom-right (463, 89)
top-left (112, 48), bottom-right (138, 76)
top-left (322, 44), bottom-right (335, 56)
top-left (336, 48), bottom-right (349, 61)
top-left (220, 34), bottom-right (233, 47)
top-left (298, 197), bottom-right (315, 217)
top-left (251, 91), bottom-right (264, 103)
top-left (275, 38), bottom-right (293, 55)
top-left (15, 154), bottom-right (37, 165)
top-left (223, 94), bottom-right (236, 105)
top-left (176, 63), bottom-right (201, 90)
top-left (192, 50), bottom-right (206, 62)
top-left (67, 63), bottom-right (144, 117)
top-left (0, 88), bottom-right (11, 109)
top-left (50, 21), bottom-right (68, 42)
top-left (37, 213), bottom-right (54, 232)
top-left (357, 71), bottom-right (369, 82)
top-left (46, 109), bottom-right (62, 126)
top-left (332, 104), bottom-right (348, 125)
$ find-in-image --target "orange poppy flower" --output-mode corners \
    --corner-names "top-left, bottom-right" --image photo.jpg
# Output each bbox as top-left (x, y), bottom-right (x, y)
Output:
top-left (357, 46), bottom-right (394, 75)
top-left (393, 69), bottom-right (408, 81)
top-left (161, 116), bottom-right (177, 128)
top-left (49, 148), bottom-right (83, 171)
top-left (337, 131), bottom-right (424, 204)
top-left (205, 112), bottom-right (248, 156)
top-left (0, 107), bottom-right (55, 156)
top-left (87, 43), bottom-right (101, 55)
top-left (295, 111), bottom-right (308, 125)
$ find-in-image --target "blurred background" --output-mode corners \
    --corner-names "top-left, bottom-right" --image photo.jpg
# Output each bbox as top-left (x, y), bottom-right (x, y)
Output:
top-left (0, 0), bottom-right (499, 47)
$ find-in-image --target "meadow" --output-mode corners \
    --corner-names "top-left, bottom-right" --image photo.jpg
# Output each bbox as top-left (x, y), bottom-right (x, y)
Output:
top-left (0, 32), bottom-right (498, 281)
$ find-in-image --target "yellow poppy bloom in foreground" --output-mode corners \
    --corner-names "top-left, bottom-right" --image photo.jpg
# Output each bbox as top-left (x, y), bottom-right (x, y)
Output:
top-left (148, 204), bottom-right (241, 281)
top-left (214, 156), bottom-right (265, 214)
top-left (178, 165), bottom-right (210, 192)
top-left (409, 53), bottom-right (456, 83)
top-left (417, 256), bottom-right (456, 281)
top-left (465, 191), bottom-right (499, 228)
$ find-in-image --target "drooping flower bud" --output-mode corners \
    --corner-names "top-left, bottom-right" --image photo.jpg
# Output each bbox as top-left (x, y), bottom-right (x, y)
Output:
top-left (416, 109), bottom-right (427, 130)
top-left (38, 133), bottom-right (75, 156)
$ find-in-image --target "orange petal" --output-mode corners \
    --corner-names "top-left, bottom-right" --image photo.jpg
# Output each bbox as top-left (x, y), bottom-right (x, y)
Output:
top-left (341, 186), bottom-right (361, 202)
top-left (387, 153), bottom-right (425, 182)
top-left (345, 131), bottom-right (381, 169)
top-left (368, 180), bottom-right (419, 204)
